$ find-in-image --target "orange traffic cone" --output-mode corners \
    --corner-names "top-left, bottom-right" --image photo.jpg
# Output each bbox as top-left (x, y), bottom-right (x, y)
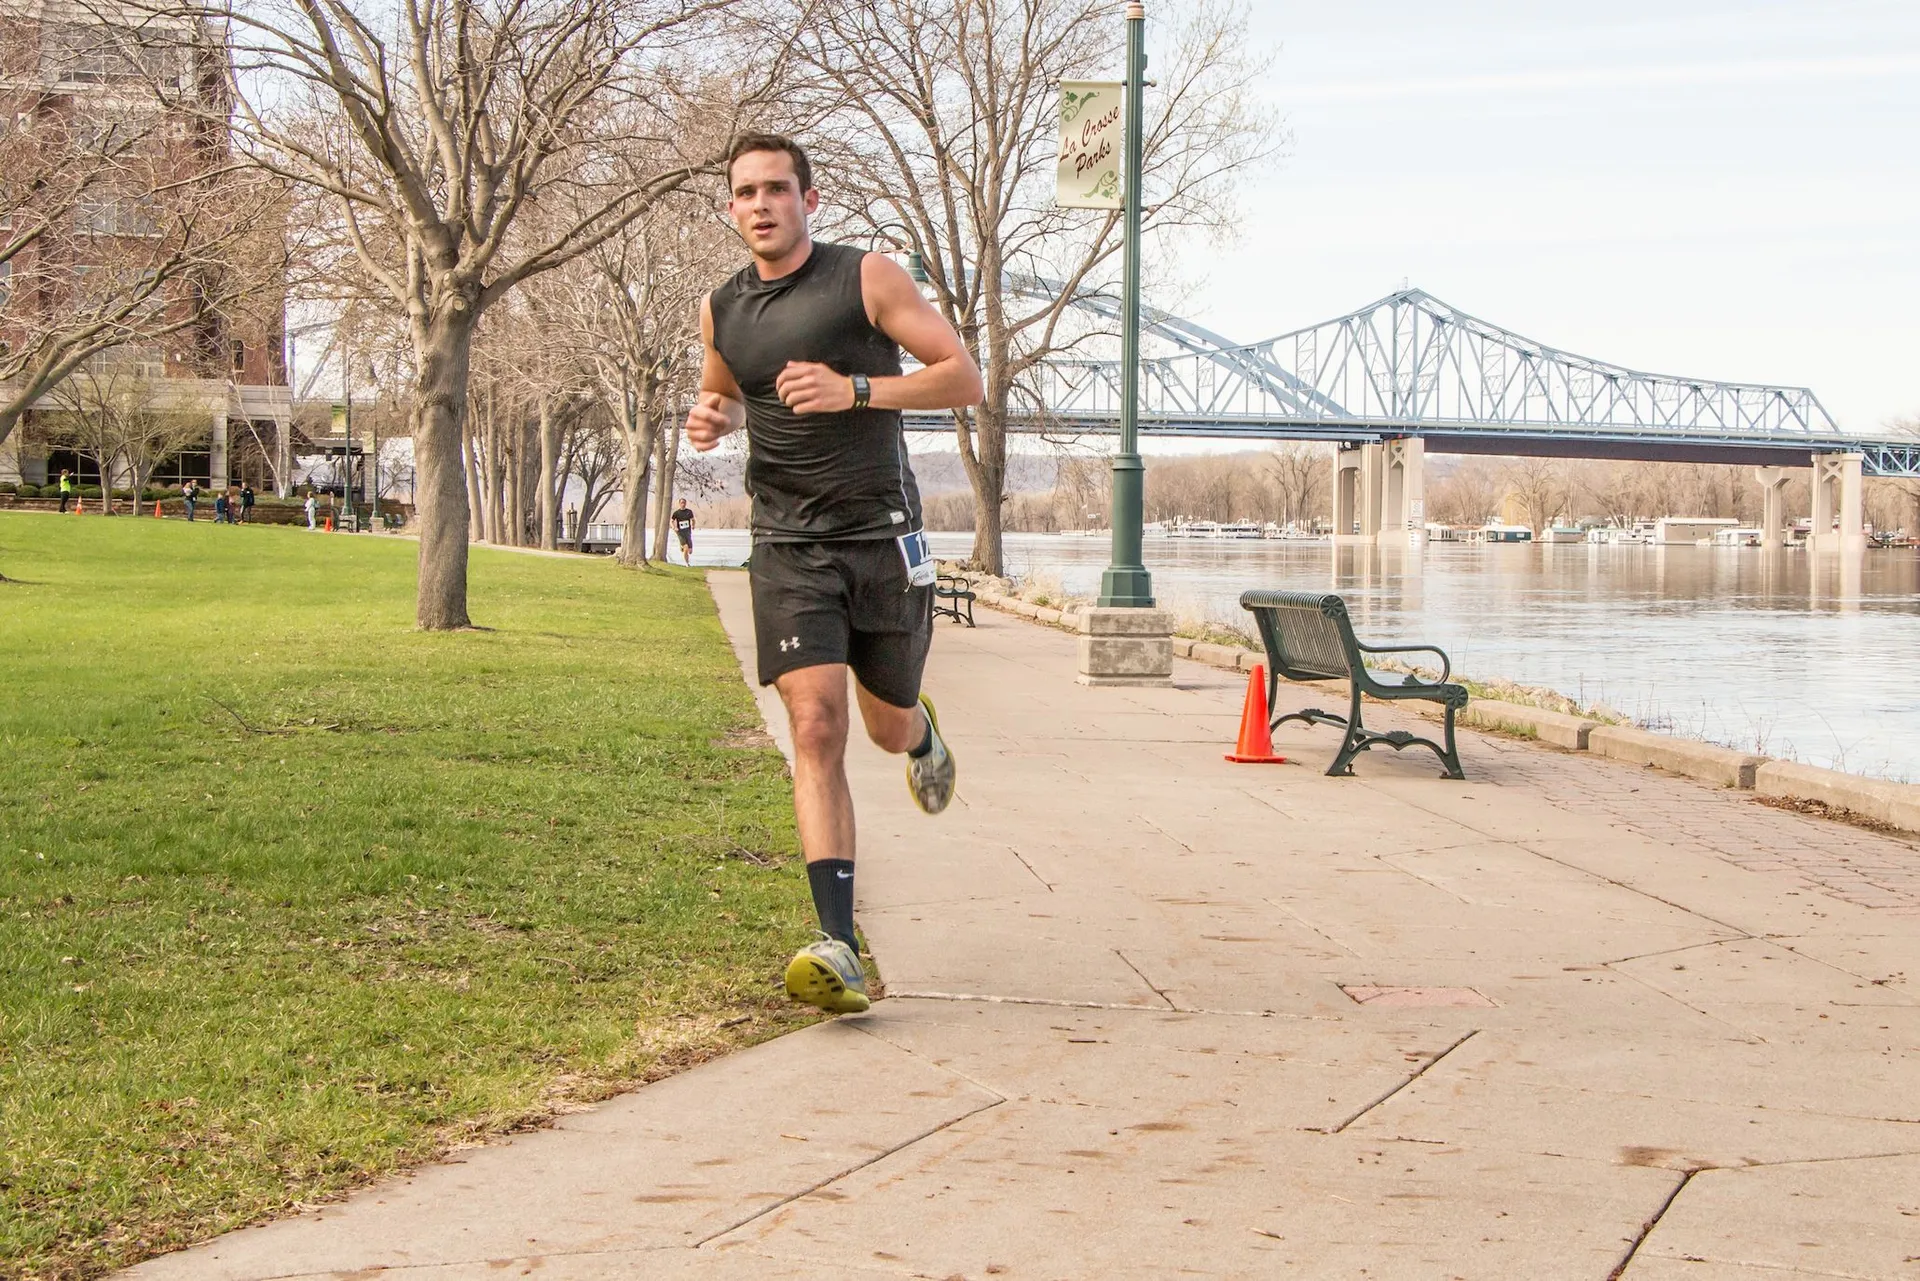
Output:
top-left (1225, 664), bottom-right (1286, 764)
top-left (323, 516), bottom-right (333, 532)
top-left (153, 501), bottom-right (164, 518)
top-left (72, 497), bottom-right (83, 515)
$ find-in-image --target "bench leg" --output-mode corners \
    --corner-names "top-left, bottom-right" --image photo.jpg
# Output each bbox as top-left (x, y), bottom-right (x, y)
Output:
top-left (1437, 705), bottom-right (1466, 780)
top-left (1326, 686), bottom-right (1368, 777)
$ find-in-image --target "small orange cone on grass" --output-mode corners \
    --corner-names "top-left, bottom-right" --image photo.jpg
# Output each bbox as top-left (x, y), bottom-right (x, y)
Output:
top-left (154, 501), bottom-right (164, 518)
top-left (1225, 664), bottom-right (1286, 764)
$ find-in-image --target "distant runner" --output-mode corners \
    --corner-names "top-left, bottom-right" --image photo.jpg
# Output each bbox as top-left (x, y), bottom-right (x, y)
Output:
top-left (670, 498), bottom-right (696, 566)
top-left (686, 133), bottom-right (983, 1015)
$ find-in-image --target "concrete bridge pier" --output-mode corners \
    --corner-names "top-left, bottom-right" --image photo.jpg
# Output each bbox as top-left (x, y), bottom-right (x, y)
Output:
top-left (1754, 466), bottom-right (1791, 549)
top-left (1332, 443), bottom-right (1382, 544)
top-left (1382, 437), bottom-right (1426, 548)
top-left (1810, 452), bottom-right (1866, 554)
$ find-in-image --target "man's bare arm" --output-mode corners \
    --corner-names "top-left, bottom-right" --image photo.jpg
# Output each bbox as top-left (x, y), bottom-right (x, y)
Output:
top-left (773, 254), bottom-right (984, 415)
top-left (686, 295), bottom-right (747, 452)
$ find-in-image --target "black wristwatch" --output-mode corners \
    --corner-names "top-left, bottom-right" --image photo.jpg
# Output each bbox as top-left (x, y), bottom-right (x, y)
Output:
top-left (850, 373), bottom-right (872, 411)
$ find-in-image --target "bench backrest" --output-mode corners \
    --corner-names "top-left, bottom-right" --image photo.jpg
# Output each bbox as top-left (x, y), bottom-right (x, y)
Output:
top-left (1238, 590), bottom-right (1359, 683)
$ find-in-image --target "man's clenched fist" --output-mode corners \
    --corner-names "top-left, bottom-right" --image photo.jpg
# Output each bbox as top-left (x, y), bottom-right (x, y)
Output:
top-left (775, 361), bottom-right (854, 415)
top-left (685, 391), bottom-right (737, 452)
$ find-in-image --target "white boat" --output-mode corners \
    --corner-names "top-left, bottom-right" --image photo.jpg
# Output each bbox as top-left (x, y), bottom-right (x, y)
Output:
top-left (1219, 521), bottom-right (1263, 539)
top-left (1711, 527), bottom-right (1764, 547)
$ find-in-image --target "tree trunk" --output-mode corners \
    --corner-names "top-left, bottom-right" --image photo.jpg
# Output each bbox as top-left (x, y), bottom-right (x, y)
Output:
top-left (537, 396), bottom-right (557, 551)
top-left (412, 308), bottom-right (477, 630)
top-left (463, 417), bottom-right (484, 542)
top-left (617, 390), bottom-right (654, 567)
top-left (964, 398), bottom-right (1008, 575)
top-left (651, 420), bottom-right (679, 566)
top-left (481, 388), bottom-right (500, 544)
top-left (505, 404), bottom-right (522, 547)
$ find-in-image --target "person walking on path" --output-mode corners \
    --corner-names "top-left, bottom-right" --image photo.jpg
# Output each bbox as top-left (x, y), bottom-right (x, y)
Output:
top-left (240, 484), bottom-right (255, 524)
top-left (671, 498), bottom-right (697, 566)
top-left (182, 479), bottom-right (199, 521)
top-left (303, 490), bottom-right (317, 531)
top-left (685, 133), bottom-right (983, 1016)
top-left (57, 469), bottom-right (74, 513)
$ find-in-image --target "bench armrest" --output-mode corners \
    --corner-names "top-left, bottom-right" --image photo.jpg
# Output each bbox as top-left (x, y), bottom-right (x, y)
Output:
top-left (1355, 641), bottom-right (1451, 684)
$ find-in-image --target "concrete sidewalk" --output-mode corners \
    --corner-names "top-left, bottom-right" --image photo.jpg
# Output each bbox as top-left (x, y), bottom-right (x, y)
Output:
top-left (129, 571), bottom-right (1920, 1280)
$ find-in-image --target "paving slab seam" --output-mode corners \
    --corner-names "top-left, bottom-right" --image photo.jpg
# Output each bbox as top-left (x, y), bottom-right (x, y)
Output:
top-left (1594, 935), bottom-right (1756, 968)
top-left (1392, 781), bottom-right (1781, 940)
top-left (1608, 1166), bottom-right (1699, 1281)
top-left (693, 1094), bottom-right (1006, 1247)
top-left (881, 990), bottom-right (1349, 1021)
top-left (1317, 1029), bottom-right (1480, 1135)
top-left (1601, 960), bottom-right (1774, 1044)
top-left (1765, 937), bottom-right (1920, 996)
top-left (1263, 897), bottom-right (1366, 957)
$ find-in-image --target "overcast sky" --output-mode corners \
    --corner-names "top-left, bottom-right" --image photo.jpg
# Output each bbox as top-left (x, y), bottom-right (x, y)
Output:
top-left (1170, 0), bottom-right (1920, 432)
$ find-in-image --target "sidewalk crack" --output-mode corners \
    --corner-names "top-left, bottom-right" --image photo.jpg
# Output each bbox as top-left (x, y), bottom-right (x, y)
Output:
top-left (692, 1095), bottom-right (1004, 1248)
top-left (1008, 844), bottom-right (1055, 891)
top-left (1115, 949), bottom-right (1180, 1010)
top-left (1316, 1029), bottom-right (1478, 1135)
top-left (1606, 1166), bottom-right (1699, 1280)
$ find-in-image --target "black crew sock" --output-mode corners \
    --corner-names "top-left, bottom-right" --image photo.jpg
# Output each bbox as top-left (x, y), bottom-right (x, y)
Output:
top-left (806, 859), bottom-right (858, 953)
top-left (906, 707), bottom-right (935, 758)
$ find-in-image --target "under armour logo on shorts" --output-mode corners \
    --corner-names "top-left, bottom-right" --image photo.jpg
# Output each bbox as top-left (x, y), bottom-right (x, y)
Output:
top-left (779, 635), bottom-right (800, 652)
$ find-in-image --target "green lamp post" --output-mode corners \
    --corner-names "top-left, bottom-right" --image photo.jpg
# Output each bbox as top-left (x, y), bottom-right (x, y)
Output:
top-left (340, 352), bottom-right (357, 527)
top-left (1097, 1), bottom-right (1154, 607)
top-left (868, 221), bottom-right (931, 284)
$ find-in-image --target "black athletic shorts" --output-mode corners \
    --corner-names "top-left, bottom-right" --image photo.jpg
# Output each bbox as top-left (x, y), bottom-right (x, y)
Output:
top-left (749, 539), bottom-right (933, 708)
top-left (676, 527), bottom-right (693, 546)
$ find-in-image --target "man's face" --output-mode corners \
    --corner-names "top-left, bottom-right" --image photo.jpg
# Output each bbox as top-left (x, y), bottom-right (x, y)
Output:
top-left (726, 150), bottom-right (817, 262)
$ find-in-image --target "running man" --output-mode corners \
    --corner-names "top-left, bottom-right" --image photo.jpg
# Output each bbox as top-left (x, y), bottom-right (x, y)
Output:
top-left (685, 134), bottom-right (983, 1015)
top-left (670, 498), bottom-right (696, 566)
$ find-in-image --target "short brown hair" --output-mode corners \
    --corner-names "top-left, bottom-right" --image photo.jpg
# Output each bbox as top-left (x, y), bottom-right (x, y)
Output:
top-left (726, 133), bottom-right (812, 193)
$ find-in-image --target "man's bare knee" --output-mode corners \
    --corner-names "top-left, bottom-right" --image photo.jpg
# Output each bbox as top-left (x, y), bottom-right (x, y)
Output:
top-left (790, 705), bottom-right (847, 760)
top-left (778, 669), bottom-right (850, 761)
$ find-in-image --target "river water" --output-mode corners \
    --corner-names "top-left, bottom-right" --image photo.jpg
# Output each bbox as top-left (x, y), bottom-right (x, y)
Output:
top-left (671, 529), bottom-right (1920, 783)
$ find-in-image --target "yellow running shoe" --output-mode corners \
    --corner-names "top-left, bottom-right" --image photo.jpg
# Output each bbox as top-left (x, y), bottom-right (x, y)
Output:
top-left (784, 935), bottom-right (871, 1014)
top-left (907, 694), bottom-right (956, 815)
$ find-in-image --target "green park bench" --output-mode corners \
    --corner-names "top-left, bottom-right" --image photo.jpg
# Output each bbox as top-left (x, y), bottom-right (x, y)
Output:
top-left (1239, 589), bottom-right (1469, 779)
top-left (933, 574), bottom-right (975, 627)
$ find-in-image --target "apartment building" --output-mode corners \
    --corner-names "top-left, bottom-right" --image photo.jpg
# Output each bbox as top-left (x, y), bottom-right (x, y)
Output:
top-left (0, 0), bottom-right (291, 491)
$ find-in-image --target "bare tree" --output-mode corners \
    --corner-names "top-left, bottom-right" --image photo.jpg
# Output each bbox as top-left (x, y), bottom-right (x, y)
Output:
top-left (1266, 441), bottom-right (1325, 530)
top-left (44, 354), bottom-right (217, 511)
top-left (550, 203), bottom-right (723, 566)
top-left (1499, 456), bottom-right (1567, 533)
top-left (147, 0), bottom-right (784, 626)
top-left (1426, 456), bottom-right (1500, 527)
top-left (790, 0), bottom-right (1274, 573)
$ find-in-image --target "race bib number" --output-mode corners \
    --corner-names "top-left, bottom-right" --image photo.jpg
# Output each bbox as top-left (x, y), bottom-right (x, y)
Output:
top-left (896, 529), bottom-right (937, 588)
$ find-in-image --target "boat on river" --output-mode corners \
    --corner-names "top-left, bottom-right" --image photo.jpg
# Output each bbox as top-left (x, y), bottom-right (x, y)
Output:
top-left (1475, 523), bottom-right (1534, 544)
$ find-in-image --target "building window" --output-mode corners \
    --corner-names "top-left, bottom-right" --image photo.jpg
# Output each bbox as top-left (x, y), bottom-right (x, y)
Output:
top-left (73, 197), bottom-right (161, 237)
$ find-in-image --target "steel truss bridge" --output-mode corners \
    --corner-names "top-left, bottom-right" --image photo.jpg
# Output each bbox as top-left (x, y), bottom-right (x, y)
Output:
top-left (903, 286), bottom-right (1920, 478)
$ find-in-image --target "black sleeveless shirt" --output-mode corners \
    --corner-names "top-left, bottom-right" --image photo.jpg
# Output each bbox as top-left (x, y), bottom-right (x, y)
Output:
top-left (708, 241), bottom-right (920, 543)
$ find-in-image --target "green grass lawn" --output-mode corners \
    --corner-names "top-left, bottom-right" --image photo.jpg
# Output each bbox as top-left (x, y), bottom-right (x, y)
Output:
top-left (0, 514), bottom-right (810, 1280)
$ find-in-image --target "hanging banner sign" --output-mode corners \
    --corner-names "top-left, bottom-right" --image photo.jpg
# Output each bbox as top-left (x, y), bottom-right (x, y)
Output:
top-left (1057, 80), bottom-right (1124, 208)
